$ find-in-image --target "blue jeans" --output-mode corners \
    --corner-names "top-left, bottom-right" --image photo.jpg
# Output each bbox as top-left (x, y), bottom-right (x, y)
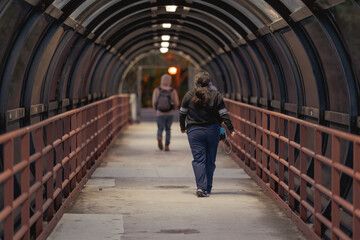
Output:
top-left (156, 115), bottom-right (174, 145)
top-left (187, 123), bottom-right (220, 193)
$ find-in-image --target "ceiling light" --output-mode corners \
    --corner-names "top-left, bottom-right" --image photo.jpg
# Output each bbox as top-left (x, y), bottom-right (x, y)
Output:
top-left (160, 48), bottom-right (169, 53)
top-left (162, 23), bottom-right (171, 28)
top-left (161, 35), bottom-right (170, 41)
top-left (166, 5), bottom-right (177, 12)
top-left (168, 67), bottom-right (177, 75)
top-left (161, 42), bottom-right (169, 47)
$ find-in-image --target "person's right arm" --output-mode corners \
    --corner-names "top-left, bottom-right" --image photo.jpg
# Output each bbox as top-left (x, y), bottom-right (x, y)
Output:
top-left (216, 93), bottom-right (235, 135)
top-left (152, 87), bottom-right (159, 109)
top-left (172, 89), bottom-right (180, 110)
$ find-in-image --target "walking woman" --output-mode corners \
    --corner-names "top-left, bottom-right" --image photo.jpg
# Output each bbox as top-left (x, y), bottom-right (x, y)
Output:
top-left (180, 71), bottom-right (235, 197)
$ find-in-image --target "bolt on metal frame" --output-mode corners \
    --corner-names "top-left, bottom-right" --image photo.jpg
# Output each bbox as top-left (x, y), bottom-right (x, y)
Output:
top-left (0, 95), bottom-right (130, 240)
top-left (225, 98), bottom-right (360, 240)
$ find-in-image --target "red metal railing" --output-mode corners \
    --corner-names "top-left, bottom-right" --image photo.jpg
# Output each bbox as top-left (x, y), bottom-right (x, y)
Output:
top-left (0, 95), bottom-right (129, 240)
top-left (225, 99), bottom-right (360, 240)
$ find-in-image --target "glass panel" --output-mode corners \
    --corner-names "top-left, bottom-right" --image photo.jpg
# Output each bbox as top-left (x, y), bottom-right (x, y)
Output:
top-left (330, 1), bottom-right (360, 97)
top-left (199, 1), bottom-right (254, 33)
top-left (280, 0), bottom-right (305, 12)
top-left (251, 0), bottom-right (281, 21)
top-left (31, 27), bottom-right (64, 105)
top-left (224, 0), bottom-right (265, 28)
top-left (8, 15), bottom-right (48, 110)
top-left (82, 0), bottom-right (124, 27)
top-left (73, 0), bottom-right (112, 24)
top-left (70, 0), bottom-right (97, 19)
top-left (301, 17), bottom-right (349, 113)
top-left (237, 48), bottom-right (259, 98)
top-left (245, 44), bottom-right (268, 99)
top-left (70, 44), bottom-right (95, 100)
top-left (0, 0), bottom-right (31, 85)
top-left (0, 0), bottom-right (11, 13)
top-left (355, 0), bottom-right (360, 8)
top-left (255, 38), bottom-right (280, 101)
top-left (277, 29), bottom-right (318, 108)
top-left (52, 0), bottom-right (71, 9)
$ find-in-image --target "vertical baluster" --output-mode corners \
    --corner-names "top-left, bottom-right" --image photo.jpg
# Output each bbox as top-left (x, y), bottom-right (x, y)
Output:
top-left (21, 132), bottom-right (30, 240)
top-left (4, 139), bottom-right (14, 240)
top-left (300, 125), bottom-right (307, 222)
top-left (46, 123), bottom-right (54, 221)
top-left (278, 118), bottom-right (285, 199)
top-left (76, 110), bottom-right (82, 182)
top-left (256, 111), bottom-right (262, 178)
top-left (63, 116), bottom-right (70, 198)
top-left (55, 119), bottom-right (63, 209)
top-left (262, 112), bottom-right (268, 183)
top-left (269, 114), bottom-right (276, 191)
top-left (331, 135), bottom-right (340, 240)
top-left (314, 129), bottom-right (322, 237)
top-left (70, 113), bottom-right (77, 190)
top-left (288, 121), bottom-right (295, 210)
top-left (250, 109), bottom-right (256, 170)
top-left (34, 128), bottom-right (43, 237)
top-left (354, 142), bottom-right (360, 240)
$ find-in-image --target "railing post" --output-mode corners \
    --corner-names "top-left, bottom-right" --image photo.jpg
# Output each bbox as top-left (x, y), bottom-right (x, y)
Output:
top-left (354, 142), bottom-right (360, 240)
top-left (300, 124), bottom-right (307, 222)
top-left (21, 132), bottom-right (30, 240)
top-left (250, 109), bottom-right (256, 170)
top-left (278, 118), bottom-right (285, 199)
top-left (55, 119), bottom-right (63, 210)
top-left (4, 139), bottom-right (14, 240)
top-left (331, 135), bottom-right (340, 240)
top-left (34, 128), bottom-right (43, 237)
top-left (269, 114), bottom-right (276, 191)
top-left (256, 111), bottom-right (262, 178)
top-left (262, 112), bottom-right (268, 183)
top-left (314, 129), bottom-right (322, 237)
top-left (76, 110), bottom-right (82, 182)
top-left (70, 113), bottom-right (77, 190)
top-left (63, 116), bottom-right (70, 198)
top-left (288, 121), bottom-right (295, 210)
top-left (46, 122), bottom-right (54, 221)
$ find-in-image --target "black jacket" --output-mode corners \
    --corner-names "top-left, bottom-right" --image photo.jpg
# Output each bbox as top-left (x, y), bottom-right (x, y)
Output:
top-left (179, 89), bottom-right (234, 132)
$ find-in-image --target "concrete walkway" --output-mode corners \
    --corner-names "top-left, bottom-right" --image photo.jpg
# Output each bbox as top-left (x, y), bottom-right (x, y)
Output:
top-left (48, 117), bottom-right (306, 240)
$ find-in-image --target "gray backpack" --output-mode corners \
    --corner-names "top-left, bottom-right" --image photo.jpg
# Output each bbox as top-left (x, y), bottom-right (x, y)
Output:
top-left (156, 87), bottom-right (174, 112)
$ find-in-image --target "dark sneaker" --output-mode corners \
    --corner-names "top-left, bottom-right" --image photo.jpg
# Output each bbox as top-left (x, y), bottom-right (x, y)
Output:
top-left (157, 136), bottom-right (163, 150)
top-left (196, 189), bottom-right (208, 197)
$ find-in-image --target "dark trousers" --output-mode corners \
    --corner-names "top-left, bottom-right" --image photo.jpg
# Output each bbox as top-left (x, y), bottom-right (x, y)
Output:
top-left (187, 123), bottom-right (220, 192)
top-left (157, 115), bottom-right (174, 145)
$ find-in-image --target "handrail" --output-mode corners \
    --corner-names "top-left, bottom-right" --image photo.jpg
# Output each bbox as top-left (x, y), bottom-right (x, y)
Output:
top-left (0, 95), bottom-right (130, 240)
top-left (225, 99), bottom-right (360, 240)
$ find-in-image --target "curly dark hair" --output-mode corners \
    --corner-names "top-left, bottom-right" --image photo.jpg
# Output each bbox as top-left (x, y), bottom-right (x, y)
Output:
top-left (192, 71), bottom-right (211, 107)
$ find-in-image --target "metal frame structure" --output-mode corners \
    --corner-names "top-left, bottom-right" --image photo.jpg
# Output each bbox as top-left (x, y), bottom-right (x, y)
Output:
top-left (0, 95), bottom-right (129, 240)
top-left (225, 99), bottom-right (360, 240)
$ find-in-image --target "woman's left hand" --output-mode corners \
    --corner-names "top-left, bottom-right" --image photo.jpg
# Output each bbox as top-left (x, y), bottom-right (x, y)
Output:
top-left (231, 131), bottom-right (236, 137)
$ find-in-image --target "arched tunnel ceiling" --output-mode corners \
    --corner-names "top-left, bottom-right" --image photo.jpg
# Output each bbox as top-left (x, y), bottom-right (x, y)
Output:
top-left (1, 0), bottom-right (360, 135)
top-left (49, 0), bottom-right (287, 65)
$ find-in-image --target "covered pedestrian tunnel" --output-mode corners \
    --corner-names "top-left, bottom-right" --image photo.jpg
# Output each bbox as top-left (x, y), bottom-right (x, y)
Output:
top-left (1, 0), bottom-right (360, 239)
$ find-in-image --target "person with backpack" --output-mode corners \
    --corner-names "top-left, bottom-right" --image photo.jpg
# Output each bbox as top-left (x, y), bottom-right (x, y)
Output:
top-left (152, 74), bottom-right (179, 151)
top-left (179, 71), bottom-right (235, 197)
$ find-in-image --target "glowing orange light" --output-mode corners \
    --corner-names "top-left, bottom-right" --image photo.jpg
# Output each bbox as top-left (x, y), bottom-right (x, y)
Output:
top-left (168, 67), bottom-right (177, 75)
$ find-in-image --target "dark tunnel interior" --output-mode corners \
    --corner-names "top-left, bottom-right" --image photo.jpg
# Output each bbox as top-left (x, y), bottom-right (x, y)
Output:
top-left (1, 0), bottom-right (360, 239)
top-left (1, 0), bottom-right (360, 134)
